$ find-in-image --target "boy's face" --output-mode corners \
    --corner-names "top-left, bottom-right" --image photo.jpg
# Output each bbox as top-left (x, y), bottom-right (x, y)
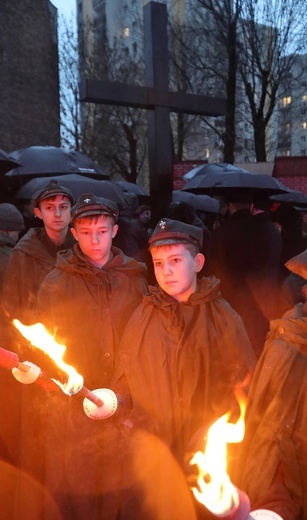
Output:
top-left (151, 243), bottom-right (204, 302)
top-left (71, 214), bottom-right (118, 268)
top-left (34, 195), bottom-right (71, 233)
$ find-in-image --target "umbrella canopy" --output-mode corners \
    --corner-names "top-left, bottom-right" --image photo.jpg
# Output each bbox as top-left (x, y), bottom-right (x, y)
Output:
top-left (172, 190), bottom-right (220, 213)
top-left (270, 188), bottom-right (307, 208)
top-left (5, 146), bottom-right (109, 180)
top-left (15, 174), bottom-right (127, 206)
top-left (0, 149), bottom-right (21, 174)
top-left (116, 181), bottom-right (149, 196)
top-left (183, 162), bottom-right (249, 181)
top-left (183, 163), bottom-right (288, 197)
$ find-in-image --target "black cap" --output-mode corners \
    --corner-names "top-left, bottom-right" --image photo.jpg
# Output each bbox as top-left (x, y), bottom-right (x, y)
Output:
top-left (148, 217), bottom-right (203, 250)
top-left (32, 180), bottom-right (74, 207)
top-left (71, 193), bottom-right (119, 223)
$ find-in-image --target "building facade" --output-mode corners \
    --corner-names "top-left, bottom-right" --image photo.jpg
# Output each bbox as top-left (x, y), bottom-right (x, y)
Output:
top-left (276, 54), bottom-right (307, 158)
top-left (0, 0), bottom-right (60, 153)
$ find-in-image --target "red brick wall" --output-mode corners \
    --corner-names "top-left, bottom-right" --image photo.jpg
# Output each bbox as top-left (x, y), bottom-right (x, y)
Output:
top-left (273, 157), bottom-right (307, 194)
top-left (173, 161), bottom-right (207, 190)
top-left (275, 175), bottom-right (307, 193)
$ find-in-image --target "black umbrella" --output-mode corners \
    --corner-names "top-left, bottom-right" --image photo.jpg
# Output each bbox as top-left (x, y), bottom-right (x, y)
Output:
top-left (116, 181), bottom-right (149, 196)
top-left (172, 191), bottom-right (220, 213)
top-left (15, 174), bottom-right (127, 206)
top-left (183, 163), bottom-right (288, 196)
top-left (183, 162), bottom-right (248, 181)
top-left (0, 149), bottom-right (21, 174)
top-left (5, 146), bottom-right (109, 180)
top-left (270, 188), bottom-right (307, 208)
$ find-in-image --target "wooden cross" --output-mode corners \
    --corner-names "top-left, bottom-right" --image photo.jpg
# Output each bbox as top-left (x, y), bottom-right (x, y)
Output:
top-left (79, 1), bottom-right (225, 222)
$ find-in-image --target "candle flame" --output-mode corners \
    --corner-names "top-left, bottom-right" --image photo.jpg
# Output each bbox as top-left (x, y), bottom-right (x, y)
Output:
top-left (13, 319), bottom-right (83, 395)
top-left (190, 388), bottom-right (246, 517)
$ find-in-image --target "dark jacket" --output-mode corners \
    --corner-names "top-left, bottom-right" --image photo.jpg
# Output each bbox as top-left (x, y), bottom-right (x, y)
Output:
top-left (233, 304), bottom-right (307, 520)
top-left (111, 277), bottom-right (256, 520)
top-left (207, 209), bottom-right (279, 357)
top-left (19, 244), bottom-right (148, 520)
top-left (2, 227), bottom-right (75, 325)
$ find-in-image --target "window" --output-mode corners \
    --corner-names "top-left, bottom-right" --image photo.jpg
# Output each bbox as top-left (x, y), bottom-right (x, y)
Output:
top-left (281, 96), bottom-right (291, 107)
top-left (301, 150), bottom-right (306, 156)
top-left (123, 27), bottom-right (130, 37)
top-left (301, 135), bottom-right (306, 142)
top-left (302, 95), bottom-right (307, 103)
top-left (301, 122), bottom-right (307, 129)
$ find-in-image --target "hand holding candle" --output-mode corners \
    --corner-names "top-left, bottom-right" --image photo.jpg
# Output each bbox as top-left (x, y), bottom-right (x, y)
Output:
top-left (2, 319), bottom-right (119, 418)
top-left (189, 388), bottom-right (250, 519)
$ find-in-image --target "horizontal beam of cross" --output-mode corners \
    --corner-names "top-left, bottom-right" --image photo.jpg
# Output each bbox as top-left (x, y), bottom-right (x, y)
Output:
top-left (79, 79), bottom-right (226, 117)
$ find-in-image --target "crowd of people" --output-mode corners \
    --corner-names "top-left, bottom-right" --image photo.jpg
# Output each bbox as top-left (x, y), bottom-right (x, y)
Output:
top-left (0, 178), bottom-right (306, 520)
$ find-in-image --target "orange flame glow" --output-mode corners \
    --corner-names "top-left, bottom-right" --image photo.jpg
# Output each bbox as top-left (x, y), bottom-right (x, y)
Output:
top-left (190, 389), bottom-right (247, 517)
top-left (13, 319), bottom-right (83, 395)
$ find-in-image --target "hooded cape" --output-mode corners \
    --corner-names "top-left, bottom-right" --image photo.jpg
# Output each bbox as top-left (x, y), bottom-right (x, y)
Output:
top-left (114, 276), bottom-right (256, 456)
top-left (233, 304), bottom-right (307, 519)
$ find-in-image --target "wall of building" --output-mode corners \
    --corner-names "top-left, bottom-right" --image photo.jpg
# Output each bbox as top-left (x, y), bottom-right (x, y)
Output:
top-left (0, 0), bottom-right (60, 152)
top-left (273, 156), bottom-right (307, 192)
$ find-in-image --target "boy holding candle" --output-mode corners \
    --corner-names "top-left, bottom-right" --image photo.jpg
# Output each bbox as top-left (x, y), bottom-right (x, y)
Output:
top-left (32, 193), bottom-right (148, 520)
top-left (110, 217), bottom-right (256, 519)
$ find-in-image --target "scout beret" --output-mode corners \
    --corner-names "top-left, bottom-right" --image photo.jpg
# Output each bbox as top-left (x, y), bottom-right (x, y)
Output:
top-left (148, 217), bottom-right (203, 250)
top-left (71, 193), bottom-right (119, 223)
top-left (32, 179), bottom-right (74, 207)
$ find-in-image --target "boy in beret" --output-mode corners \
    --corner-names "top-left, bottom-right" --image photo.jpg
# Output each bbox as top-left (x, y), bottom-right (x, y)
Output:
top-left (36, 192), bottom-right (147, 386)
top-left (110, 217), bottom-right (256, 519)
top-left (32, 193), bottom-right (148, 520)
top-left (2, 179), bottom-right (75, 325)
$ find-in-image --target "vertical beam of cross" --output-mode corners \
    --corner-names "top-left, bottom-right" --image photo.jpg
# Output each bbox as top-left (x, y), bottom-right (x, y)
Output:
top-left (144, 2), bottom-right (174, 223)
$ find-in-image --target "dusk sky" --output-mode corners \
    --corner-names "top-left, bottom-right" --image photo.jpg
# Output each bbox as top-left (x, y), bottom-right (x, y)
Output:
top-left (50, 0), bottom-right (76, 19)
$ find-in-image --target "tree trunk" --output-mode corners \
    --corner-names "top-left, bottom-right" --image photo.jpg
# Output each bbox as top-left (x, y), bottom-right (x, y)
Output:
top-left (223, 21), bottom-right (237, 164)
top-left (253, 117), bottom-right (267, 162)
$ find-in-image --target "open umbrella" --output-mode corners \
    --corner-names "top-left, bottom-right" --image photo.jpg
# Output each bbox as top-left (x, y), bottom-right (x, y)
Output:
top-left (172, 191), bottom-right (220, 213)
top-left (15, 174), bottom-right (127, 206)
top-left (270, 188), bottom-right (307, 208)
top-left (5, 146), bottom-right (109, 180)
top-left (183, 162), bottom-right (248, 181)
top-left (0, 149), bottom-right (21, 174)
top-left (116, 180), bottom-right (149, 196)
top-left (183, 163), bottom-right (288, 197)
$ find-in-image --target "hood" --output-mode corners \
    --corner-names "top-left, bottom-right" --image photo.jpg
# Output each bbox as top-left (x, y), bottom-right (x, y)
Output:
top-left (146, 276), bottom-right (221, 309)
top-left (55, 243), bottom-right (147, 278)
top-left (12, 228), bottom-right (54, 265)
top-left (268, 303), bottom-right (307, 354)
top-left (13, 228), bottom-right (74, 266)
